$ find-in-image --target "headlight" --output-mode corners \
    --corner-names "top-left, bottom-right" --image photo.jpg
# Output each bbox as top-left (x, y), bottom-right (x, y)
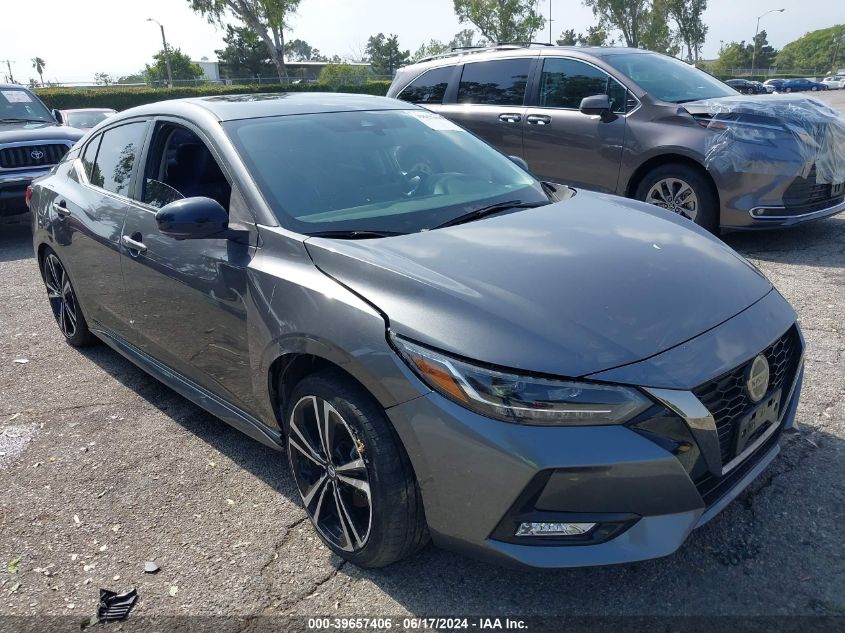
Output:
top-left (391, 335), bottom-right (651, 426)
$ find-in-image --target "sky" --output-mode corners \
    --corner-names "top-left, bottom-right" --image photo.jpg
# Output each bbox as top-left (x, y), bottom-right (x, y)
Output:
top-left (0, 0), bottom-right (840, 83)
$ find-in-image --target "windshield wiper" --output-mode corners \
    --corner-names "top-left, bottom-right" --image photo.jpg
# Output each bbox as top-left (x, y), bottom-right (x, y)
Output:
top-left (306, 229), bottom-right (405, 240)
top-left (0, 118), bottom-right (51, 124)
top-left (431, 200), bottom-right (545, 230)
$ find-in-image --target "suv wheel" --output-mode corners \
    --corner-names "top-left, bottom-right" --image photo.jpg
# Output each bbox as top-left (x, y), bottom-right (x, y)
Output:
top-left (635, 164), bottom-right (718, 232)
top-left (284, 369), bottom-right (428, 567)
top-left (42, 250), bottom-right (98, 347)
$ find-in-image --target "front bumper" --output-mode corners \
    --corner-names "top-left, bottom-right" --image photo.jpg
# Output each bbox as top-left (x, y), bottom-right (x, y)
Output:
top-left (0, 168), bottom-right (50, 216)
top-left (386, 292), bottom-right (803, 568)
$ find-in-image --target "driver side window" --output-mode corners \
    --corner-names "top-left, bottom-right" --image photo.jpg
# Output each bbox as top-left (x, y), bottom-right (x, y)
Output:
top-left (539, 58), bottom-right (627, 114)
top-left (140, 123), bottom-right (232, 211)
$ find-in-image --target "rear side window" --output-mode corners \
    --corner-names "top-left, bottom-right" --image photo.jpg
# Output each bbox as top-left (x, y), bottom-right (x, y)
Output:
top-left (457, 59), bottom-right (532, 106)
top-left (89, 122), bottom-right (147, 196)
top-left (539, 58), bottom-right (627, 113)
top-left (81, 136), bottom-right (101, 182)
top-left (398, 67), bottom-right (453, 104)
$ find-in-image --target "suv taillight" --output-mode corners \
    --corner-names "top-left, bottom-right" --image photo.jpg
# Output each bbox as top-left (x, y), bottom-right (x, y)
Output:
top-left (25, 186), bottom-right (33, 209)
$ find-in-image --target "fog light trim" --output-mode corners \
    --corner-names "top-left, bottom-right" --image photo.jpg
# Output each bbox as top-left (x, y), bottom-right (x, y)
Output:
top-left (516, 522), bottom-right (596, 537)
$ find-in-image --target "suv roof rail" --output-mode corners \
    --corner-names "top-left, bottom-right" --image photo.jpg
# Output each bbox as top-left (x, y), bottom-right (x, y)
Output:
top-left (415, 41), bottom-right (556, 64)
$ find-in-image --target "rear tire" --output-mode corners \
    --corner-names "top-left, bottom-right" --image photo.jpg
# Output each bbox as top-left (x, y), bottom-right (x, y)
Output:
top-left (284, 369), bottom-right (428, 568)
top-left (635, 164), bottom-right (719, 232)
top-left (41, 249), bottom-right (98, 347)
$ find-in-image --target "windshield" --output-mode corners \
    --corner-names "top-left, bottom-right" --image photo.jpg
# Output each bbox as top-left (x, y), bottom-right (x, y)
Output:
top-left (65, 110), bottom-right (114, 128)
top-left (0, 88), bottom-right (53, 122)
top-left (224, 109), bottom-right (549, 235)
top-left (604, 52), bottom-right (737, 103)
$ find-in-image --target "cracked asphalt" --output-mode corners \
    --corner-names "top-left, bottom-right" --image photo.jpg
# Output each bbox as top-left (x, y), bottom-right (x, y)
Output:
top-left (1, 95), bottom-right (844, 625)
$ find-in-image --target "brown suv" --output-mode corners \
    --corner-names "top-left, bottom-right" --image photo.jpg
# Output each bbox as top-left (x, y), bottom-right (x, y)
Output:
top-left (387, 45), bottom-right (845, 232)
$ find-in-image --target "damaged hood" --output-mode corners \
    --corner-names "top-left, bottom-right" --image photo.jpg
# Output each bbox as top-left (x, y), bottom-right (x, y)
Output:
top-left (682, 94), bottom-right (845, 184)
top-left (305, 192), bottom-right (772, 378)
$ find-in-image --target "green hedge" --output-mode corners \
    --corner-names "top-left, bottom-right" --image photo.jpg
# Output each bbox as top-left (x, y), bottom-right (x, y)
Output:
top-left (35, 81), bottom-right (392, 111)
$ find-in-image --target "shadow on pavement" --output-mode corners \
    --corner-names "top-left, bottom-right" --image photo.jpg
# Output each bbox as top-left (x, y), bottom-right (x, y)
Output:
top-left (723, 215), bottom-right (845, 268)
top-left (0, 220), bottom-right (34, 263)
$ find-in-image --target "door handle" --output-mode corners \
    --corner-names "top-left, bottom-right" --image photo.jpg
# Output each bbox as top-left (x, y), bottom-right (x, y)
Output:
top-left (498, 113), bottom-right (522, 123)
top-left (121, 234), bottom-right (147, 255)
top-left (52, 201), bottom-right (70, 218)
top-left (527, 114), bottom-right (552, 126)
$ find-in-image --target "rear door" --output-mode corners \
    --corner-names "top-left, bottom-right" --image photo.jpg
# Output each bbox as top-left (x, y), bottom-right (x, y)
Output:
top-left (47, 120), bottom-right (149, 339)
top-left (119, 119), bottom-right (260, 414)
top-left (438, 57), bottom-right (536, 157)
top-left (521, 57), bottom-right (628, 192)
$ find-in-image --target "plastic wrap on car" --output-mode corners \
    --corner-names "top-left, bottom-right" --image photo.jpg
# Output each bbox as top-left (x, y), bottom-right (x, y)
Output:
top-left (689, 96), bottom-right (845, 184)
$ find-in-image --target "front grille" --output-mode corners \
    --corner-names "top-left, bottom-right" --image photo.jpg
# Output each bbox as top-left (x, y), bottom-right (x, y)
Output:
top-left (0, 143), bottom-right (70, 169)
top-left (692, 326), bottom-right (801, 465)
top-left (693, 425), bottom-right (782, 507)
top-left (783, 167), bottom-right (842, 210)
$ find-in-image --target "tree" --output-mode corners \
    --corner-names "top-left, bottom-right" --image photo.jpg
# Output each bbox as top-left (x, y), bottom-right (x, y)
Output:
top-left (711, 41), bottom-right (750, 75)
top-left (31, 57), bottom-right (46, 86)
top-left (776, 25), bottom-right (844, 71)
top-left (639, 0), bottom-right (679, 55)
top-left (580, 25), bottom-right (615, 46)
top-left (583, 0), bottom-right (648, 48)
top-left (285, 38), bottom-right (327, 61)
top-left (451, 28), bottom-right (485, 48)
top-left (453, 0), bottom-right (545, 43)
top-left (365, 33), bottom-right (410, 77)
top-left (318, 63), bottom-right (370, 87)
top-left (557, 29), bottom-right (578, 46)
top-left (413, 39), bottom-right (452, 61)
top-left (666, 0), bottom-right (707, 62)
top-left (751, 30), bottom-right (778, 70)
top-left (215, 24), bottom-right (274, 78)
top-left (117, 71), bottom-right (146, 84)
top-left (187, 0), bottom-right (302, 81)
top-left (94, 72), bottom-right (114, 86)
top-left (145, 47), bottom-right (203, 83)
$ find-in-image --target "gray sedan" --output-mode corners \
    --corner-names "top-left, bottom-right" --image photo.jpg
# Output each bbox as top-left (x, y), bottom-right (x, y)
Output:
top-left (29, 93), bottom-right (804, 568)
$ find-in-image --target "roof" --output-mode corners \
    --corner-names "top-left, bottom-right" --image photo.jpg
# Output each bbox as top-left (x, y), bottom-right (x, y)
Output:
top-left (125, 92), bottom-right (414, 122)
top-left (0, 83), bottom-right (31, 90)
top-left (403, 44), bottom-right (652, 70)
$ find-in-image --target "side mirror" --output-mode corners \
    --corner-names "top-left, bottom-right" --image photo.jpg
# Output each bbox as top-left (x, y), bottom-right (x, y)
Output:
top-left (156, 197), bottom-right (229, 240)
top-left (508, 155), bottom-right (531, 173)
top-left (579, 94), bottom-right (613, 117)
top-left (52, 109), bottom-right (63, 124)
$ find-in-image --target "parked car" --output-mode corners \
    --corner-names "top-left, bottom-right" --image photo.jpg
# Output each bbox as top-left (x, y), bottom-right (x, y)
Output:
top-left (31, 92), bottom-right (805, 569)
top-left (0, 84), bottom-right (83, 220)
top-left (388, 46), bottom-right (845, 231)
top-left (821, 76), bottom-right (844, 90)
top-left (764, 78), bottom-right (786, 91)
top-left (751, 80), bottom-right (774, 93)
top-left (725, 79), bottom-right (766, 94)
top-left (780, 78), bottom-right (828, 92)
top-left (55, 108), bottom-right (117, 129)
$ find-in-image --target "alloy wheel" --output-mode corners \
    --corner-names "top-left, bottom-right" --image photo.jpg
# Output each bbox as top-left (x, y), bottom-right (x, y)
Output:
top-left (288, 395), bottom-right (372, 552)
top-left (645, 177), bottom-right (700, 222)
top-left (43, 253), bottom-right (79, 339)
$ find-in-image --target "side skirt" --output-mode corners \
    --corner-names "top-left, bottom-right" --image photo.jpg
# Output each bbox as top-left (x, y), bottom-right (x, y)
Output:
top-left (91, 326), bottom-right (285, 452)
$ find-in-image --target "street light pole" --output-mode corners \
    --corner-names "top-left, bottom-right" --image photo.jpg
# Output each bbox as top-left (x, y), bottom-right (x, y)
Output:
top-left (751, 8), bottom-right (784, 77)
top-left (549, 0), bottom-right (553, 45)
top-left (147, 18), bottom-right (173, 88)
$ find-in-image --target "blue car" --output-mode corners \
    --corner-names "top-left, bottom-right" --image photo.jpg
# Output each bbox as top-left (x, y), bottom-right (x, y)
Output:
top-left (780, 78), bottom-right (828, 93)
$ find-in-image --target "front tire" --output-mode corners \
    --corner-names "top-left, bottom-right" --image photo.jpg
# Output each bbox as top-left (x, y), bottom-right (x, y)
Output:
top-left (635, 164), bottom-right (719, 232)
top-left (41, 249), bottom-right (98, 347)
top-left (284, 369), bottom-right (428, 567)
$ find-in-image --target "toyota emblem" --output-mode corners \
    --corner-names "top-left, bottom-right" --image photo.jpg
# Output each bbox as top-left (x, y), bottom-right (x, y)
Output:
top-left (30, 149), bottom-right (45, 160)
